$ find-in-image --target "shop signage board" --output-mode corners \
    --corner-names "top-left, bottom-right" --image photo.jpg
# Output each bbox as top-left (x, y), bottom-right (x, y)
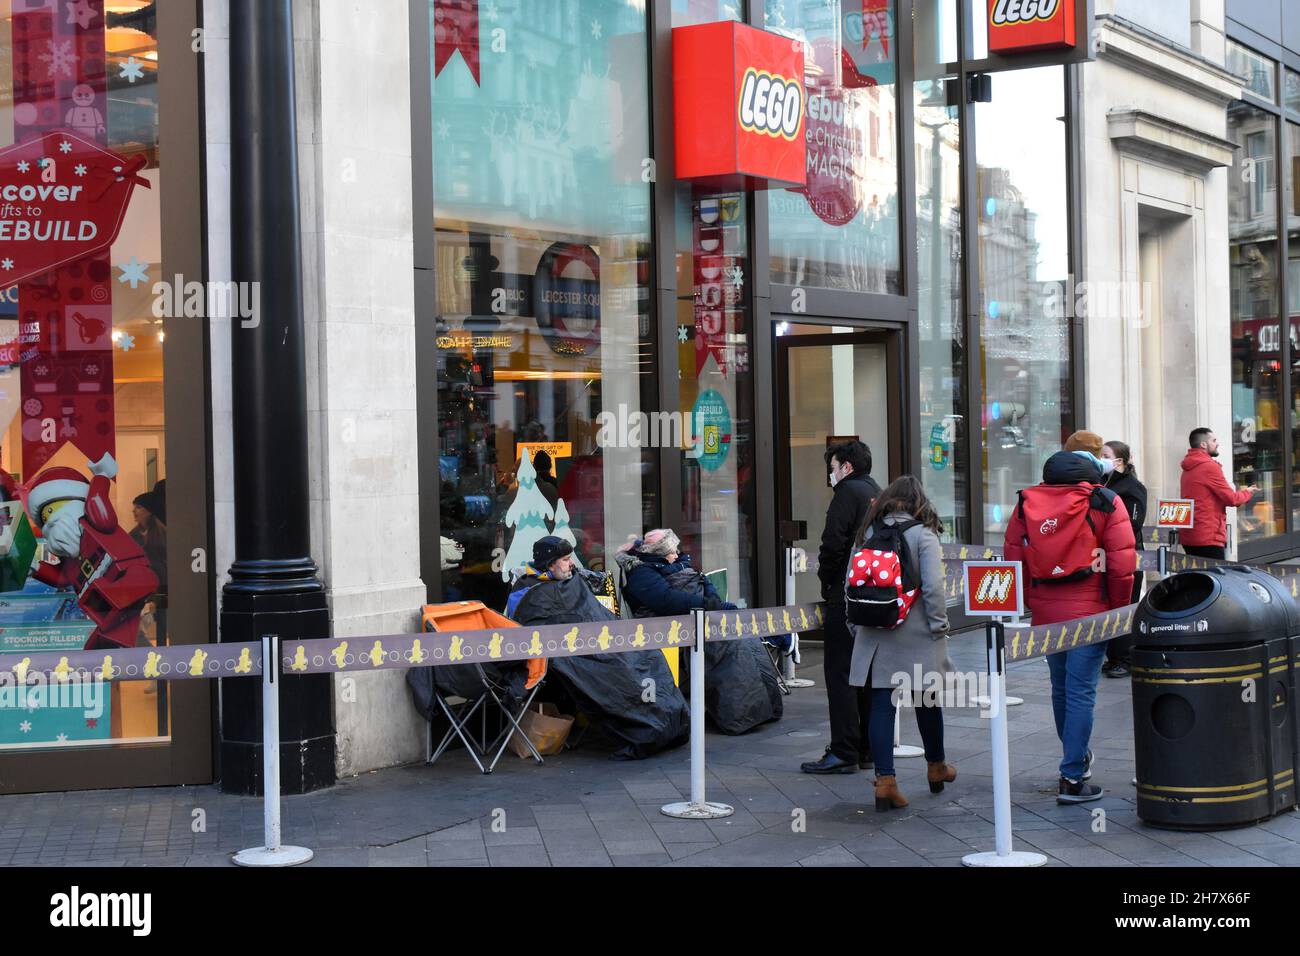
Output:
top-left (673, 21), bottom-right (806, 189)
top-left (987, 0), bottom-right (1077, 54)
top-left (1156, 498), bottom-right (1195, 530)
top-left (963, 560), bottom-right (1024, 618)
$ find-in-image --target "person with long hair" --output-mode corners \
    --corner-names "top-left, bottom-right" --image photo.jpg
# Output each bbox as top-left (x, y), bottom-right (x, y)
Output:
top-left (847, 475), bottom-right (957, 811)
top-left (1101, 440), bottom-right (1147, 677)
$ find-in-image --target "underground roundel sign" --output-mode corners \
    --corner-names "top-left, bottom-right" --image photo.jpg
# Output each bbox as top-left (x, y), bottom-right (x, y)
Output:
top-left (1156, 498), bottom-right (1195, 530)
top-left (0, 131), bottom-right (149, 286)
top-left (964, 560), bottom-right (1024, 618)
top-left (987, 0), bottom-right (1076, 54)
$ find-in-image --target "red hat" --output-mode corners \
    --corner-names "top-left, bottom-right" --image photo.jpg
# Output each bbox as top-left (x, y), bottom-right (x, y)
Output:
top-left (24, 466), bottom-right (90, 530)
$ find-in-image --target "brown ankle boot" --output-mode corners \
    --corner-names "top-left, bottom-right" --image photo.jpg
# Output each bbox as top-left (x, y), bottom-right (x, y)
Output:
top-left (927, 761), bottom-right (957, 793)
top-left (874, 775), bottom-right (909, 812)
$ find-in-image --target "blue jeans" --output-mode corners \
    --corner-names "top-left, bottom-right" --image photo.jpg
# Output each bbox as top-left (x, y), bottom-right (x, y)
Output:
top-left (1046, 642), bottom-right (1107, 780)
top-left (867, 686), bottom-right (945, 778)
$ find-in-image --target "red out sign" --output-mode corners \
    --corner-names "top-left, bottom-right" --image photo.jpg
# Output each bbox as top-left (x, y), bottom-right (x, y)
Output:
top-left (987, 0), bottom-right (1076, 54)
top-left (673, 21), bottom-right (807, 189)
top-left (964, 561), bottom-right (1024, 618)
top-left (1156, 499), bottom-right (1195, 530)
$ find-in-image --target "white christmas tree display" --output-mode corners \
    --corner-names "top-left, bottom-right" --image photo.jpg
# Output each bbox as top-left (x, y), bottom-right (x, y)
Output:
top-left (500, 449), bottom-right (555, 581)
top-left (551, 497), bottom-right (583, 569)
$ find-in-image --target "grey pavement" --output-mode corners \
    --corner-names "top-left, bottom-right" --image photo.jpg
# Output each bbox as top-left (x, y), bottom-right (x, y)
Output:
top-left (4, 634), bottom-right (1300, 867)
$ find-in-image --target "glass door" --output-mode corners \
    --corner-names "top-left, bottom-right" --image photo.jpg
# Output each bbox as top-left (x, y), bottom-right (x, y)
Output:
top-left (775, 324), bottom-right (902, 606)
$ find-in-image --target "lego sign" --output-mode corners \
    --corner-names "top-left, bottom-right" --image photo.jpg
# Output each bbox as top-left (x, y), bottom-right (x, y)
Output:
top-left (673, 21), bottom-right (806, 189)
top-left (963, 561), bottom-right (1024, 618)
top-left (1156, 498), bottom-right (1195, 530)
top-left (987, 0), bottom-right (1076, 54)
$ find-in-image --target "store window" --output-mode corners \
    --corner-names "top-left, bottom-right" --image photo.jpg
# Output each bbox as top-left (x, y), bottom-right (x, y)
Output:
top-left (1227, 100), bottom-right (1283, 543)
top-left (764, 0), bottom-right (901, 293)
top-left (431, 0), bottom-right (657, 611)
top-left (671, 1), bottom-right (757, 606)
top-left (1226, 40), bottom-right (1276, 103)
top-left (976, 66), bottom-right (1072, 537)
top-left (914, 2), bottom-right (966, 541)
top-left (1289, 122), bottom-right (1300, 534)
top-left (0, 2), bottom-right (170, 752)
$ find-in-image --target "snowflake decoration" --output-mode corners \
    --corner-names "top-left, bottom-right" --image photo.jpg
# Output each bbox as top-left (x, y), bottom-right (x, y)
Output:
top-left (58, 140), bottom-right (71, 154)
top-left (15, 161), bottom-right (28, 174)
top-left (116, 256), bottom-right (149, 289)
top-left (66, 0), bottom-right (98, 30)
top-left (116, 332), bottom-right (136, 352)
top-left (39, 39), bottom-right (77, 79)
top-left (725, 265), bottom-right (744, 290)
top-left (0, 260), bottom-right (12, 271)
top-left (56, 732), bottom-right (68, 743)
top-left (591, 19), bottom-right (602, 39)
top-left (677, 326), bottom-right (690, 344)
top-left (18, 720), bottom-right (30, 733)
top-left (74, 164), bottom-right (86, 176)
top-left (120, 56), bottom-right (145, 83)
top-left (484, 0), bottom-right (499, 22)
top-left (436, 118), bottom-right (451, 140)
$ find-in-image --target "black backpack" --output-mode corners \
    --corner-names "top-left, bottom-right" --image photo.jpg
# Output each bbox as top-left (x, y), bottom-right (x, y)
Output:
top-left (844, 518), bottom-right (922, 628)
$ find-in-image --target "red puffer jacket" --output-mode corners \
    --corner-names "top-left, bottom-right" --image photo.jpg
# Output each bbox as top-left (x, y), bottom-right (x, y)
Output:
top-left (1179, 448), bottom-right (1253, 547)
top-left (1003, 452), bottom-right (1138, 626)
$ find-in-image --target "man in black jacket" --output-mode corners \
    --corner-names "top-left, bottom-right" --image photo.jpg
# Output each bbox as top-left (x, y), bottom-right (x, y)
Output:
top-left (802, 440), bottom-right (882, 774)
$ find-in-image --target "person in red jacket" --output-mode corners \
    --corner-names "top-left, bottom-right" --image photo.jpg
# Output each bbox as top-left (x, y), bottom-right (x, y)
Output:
top-left (1004, 446), bottom-right (1136, 803)
top-left (1179, 427), bottom-right (1256, 559)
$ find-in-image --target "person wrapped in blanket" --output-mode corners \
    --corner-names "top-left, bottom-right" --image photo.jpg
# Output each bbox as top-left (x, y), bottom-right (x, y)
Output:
top-left (506, 536), bottom-right (688, 760)
top-left (616, 529), bottom-right (783, 734)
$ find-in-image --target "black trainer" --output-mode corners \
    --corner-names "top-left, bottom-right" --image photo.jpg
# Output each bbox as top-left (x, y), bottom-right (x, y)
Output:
top-left (1103, 661), bottom-right (1130, 678)
top-left (1058, 776), bottom-right (1103, 804)
top-left (801, 749), bottom-right (858, 775)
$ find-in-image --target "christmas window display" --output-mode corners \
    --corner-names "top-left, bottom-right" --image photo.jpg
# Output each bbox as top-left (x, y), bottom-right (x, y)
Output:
top-left (0, 1), bottom-right (170, 751)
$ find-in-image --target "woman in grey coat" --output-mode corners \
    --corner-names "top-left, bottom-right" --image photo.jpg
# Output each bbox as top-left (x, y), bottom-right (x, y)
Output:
top-left (848, 475), bottom-right (957, 811)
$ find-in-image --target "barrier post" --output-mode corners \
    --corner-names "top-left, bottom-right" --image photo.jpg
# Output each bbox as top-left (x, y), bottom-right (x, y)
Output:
top-left (963, 619), bottom-right (1046, 868)
top-left (233, 635), bottom-right (314, 867)
top-left (661, 609), bottom-right (734, 820)
top-left (782, 546), bottom-right (815, 688)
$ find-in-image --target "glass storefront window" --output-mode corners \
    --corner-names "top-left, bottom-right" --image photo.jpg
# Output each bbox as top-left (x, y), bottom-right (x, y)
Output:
top-left (976, 66), bottom-right (1071, 538)
top-left (764, 0), bottom-right (901, 293)
top-left (1227, 40), bottom-right (1277, 103)
top-left (914, 68), bottom-right (966, 541)
top-left (671, 0), bottom-right (745, 25)
top-left (1286, 68), bottom-right (1300, 114)
top-left (431, 1), bottom-right (658, 610)
top-left (1289, 122), bottom-right (1300, 533)
top-left (0, 2), bottom-right (170, 752)
top-left (1228, 101), bottom-right (1283, 542)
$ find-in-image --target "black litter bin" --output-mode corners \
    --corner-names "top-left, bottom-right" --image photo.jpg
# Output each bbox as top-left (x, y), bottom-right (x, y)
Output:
top-left (1131, 565), bottom-right (1297, 830)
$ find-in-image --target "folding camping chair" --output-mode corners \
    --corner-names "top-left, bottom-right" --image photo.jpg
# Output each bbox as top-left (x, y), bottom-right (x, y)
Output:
top-left (421, 602), bottom-right (548, 775)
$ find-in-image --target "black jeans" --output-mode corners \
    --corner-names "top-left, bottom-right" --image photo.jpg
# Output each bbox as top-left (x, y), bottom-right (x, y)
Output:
top-left (1184, 544), bottom-right (1226, 560)
top-left (822, 602), bottom-right (871, 761)
top-left (1105, 571), bottom-right (1144, 666)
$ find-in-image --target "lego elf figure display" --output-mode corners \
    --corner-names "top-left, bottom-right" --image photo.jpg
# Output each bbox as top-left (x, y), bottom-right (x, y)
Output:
top-left (25, 453), bottom-right (159, 650)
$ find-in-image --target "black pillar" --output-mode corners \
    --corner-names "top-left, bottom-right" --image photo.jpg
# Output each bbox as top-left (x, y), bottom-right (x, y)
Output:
top-left (220, 0), bottom-right (335, 795)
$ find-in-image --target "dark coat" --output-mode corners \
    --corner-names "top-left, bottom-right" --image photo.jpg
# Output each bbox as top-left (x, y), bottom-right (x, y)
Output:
top-left (1105, 469), bottom-right (1148, 552)
top-left (509, 569), bottom-right (615, 626)
top-left (817, 470), bottom-right (882, 602)
top-left (616, 550), bottom-right (732, 616)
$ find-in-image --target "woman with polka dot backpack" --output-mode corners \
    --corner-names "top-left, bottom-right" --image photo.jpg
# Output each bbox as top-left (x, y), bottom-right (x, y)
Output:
top-left (845, 475), bottom-right (956, 812)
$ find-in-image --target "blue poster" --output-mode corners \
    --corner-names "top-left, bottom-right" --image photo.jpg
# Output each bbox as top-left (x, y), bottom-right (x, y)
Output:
top-left (692, 389), bottom-right (733, 472)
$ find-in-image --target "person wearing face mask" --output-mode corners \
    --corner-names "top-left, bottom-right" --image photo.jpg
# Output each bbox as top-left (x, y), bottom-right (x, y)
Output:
top-left (802, 440), bottom-right (882, 774)
top-left (1100, 441), bottom-right (1146, 678)
top-left (1180, 427), bottom-right (1257, 560)
top-left (1004, 430), bottom-right (1136, 803)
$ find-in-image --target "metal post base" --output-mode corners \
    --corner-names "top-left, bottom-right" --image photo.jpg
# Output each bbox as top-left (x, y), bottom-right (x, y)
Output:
top-left (893, 744), bottom-right (925, 758)
top-left (973, 696), bottom-right (1023, 707)
top-left (962, 850), bottom-right (1047, 868)
top-left (785, 677), bottom-right (816, 688)
top-left (660, 801), bottom-right (735, 820)
top-left (233, 845), bottom-right (314, 867)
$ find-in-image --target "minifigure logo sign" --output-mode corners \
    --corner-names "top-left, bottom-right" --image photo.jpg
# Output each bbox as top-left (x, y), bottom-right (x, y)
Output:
top-left (987, 0), bottom-right (1076, 53)
top-left (964, 560), bottom-right (1024, 617)
top-left (1156, 498), bottom-right (1195, 530)
top-left (0, 131), bottom-right (148, 287)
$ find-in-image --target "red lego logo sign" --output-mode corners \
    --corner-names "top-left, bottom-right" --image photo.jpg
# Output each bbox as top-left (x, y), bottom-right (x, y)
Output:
top-left (964, 561), bottom-right (1024, 618)
top-left (1156, 498), bottom-right (1195, 530)
top-left (0, 131), bottom-right (149, 287)
top-left (674, 21), bottom-right (806, 189)
top-left (987, 0), bottom-right (1076, 54)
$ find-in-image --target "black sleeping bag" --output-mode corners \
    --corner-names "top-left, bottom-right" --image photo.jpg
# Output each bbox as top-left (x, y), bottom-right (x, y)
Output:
top-left (679, 638), bottom-right (784, 735)
top-left (511, 571), bottom-right (689, 760)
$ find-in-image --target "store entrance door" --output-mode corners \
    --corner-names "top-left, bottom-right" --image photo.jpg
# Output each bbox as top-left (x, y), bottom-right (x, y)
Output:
top-left (775, 324), bottom-right (902, 607)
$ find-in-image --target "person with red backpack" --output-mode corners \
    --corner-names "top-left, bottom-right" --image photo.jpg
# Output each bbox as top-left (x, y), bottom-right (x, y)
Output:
top-left (846, 476), bottom-right (957, 812)
top-left (1003, 433), bottom-right (1136, 804)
